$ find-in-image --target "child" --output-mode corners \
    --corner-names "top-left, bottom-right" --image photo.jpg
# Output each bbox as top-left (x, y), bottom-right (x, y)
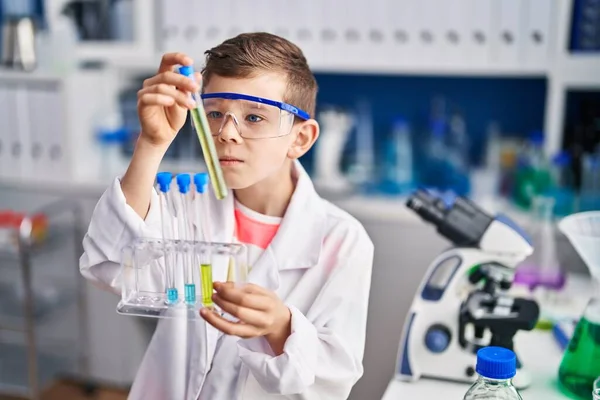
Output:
top-left (80, 32), bottom-right (374, 400)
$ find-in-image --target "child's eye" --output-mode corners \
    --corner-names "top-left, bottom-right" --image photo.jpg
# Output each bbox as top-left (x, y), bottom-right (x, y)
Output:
top-left (246, 114), bottom-right (263, 123)
top-left (207, 111), bottom-right (222, 119)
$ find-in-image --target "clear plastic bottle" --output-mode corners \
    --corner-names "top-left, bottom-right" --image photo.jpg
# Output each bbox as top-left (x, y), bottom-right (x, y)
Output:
top-left (463, 347), bottom-right (523, 400)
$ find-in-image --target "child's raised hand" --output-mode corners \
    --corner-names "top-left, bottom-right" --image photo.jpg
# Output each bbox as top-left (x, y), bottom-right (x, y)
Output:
top-left (137, 53), bottom-right (202, 148)
top-left (200, 282), bottom-right (292, 355)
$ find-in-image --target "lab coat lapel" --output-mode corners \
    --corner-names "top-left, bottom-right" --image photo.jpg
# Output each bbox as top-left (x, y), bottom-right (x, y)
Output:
top-left (270, 161), bottom-right (326, 271)
top-left (243, 161), bottom-right (327, 292)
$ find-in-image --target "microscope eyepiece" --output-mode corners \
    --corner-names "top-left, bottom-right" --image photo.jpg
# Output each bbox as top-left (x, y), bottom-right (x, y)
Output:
top-left (406, 189), bottom-right (494, 246)
top-left (406, 190), bottom-right (445, 225)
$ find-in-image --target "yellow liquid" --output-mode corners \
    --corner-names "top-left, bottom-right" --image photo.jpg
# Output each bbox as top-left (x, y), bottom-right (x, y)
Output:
top-left (190, 106), bottom-right (228, 200)
top-left (200, 263), bottom-right (213, 307)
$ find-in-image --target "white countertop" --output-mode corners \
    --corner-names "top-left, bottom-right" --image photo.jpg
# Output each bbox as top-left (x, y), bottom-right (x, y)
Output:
top-left (381, 329), bottom-right (573, 400)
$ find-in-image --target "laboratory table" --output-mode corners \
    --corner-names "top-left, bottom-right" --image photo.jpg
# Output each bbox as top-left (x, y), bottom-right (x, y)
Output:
top-left (381, 329), bottom-right (576, 400)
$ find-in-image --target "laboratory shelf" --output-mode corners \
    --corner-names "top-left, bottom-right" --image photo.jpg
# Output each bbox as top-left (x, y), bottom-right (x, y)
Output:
top-left (0, 200), bottom-right (88, 400)
top-left (0, 280), bottom-right (77, 327)
top-left (0, 340), bottom-right (77, 398)
top-left (0, 224), bottom-right (79, 261)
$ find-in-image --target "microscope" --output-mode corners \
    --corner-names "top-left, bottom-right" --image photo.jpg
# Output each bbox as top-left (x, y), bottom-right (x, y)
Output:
top-left (396, 189), bottom-right (540, 389)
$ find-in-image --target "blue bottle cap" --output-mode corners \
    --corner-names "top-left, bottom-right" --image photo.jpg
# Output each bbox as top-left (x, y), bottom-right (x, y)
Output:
top-left (178, 65), bottom-right (194, 77)
top-left (529, 130), bottom-right (544, 146)
top-left (194, 173), bottom-right (209, 193)
top-left (430, 119), bottom-right (445, 137)
top-left (476, 346), bottom-right (517, 380)
top-left (552, 151), bottom-right (571, 166)
top-left (156, 172), bottom-right (173, 193)
top-left (176, 173), bottom-right (191, 194)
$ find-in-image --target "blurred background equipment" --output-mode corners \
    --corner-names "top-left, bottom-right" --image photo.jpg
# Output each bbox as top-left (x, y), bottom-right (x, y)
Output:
top-left (0, 200), bottom-right (90, 399)
top-left (0, 0), bottom-right (598, 399)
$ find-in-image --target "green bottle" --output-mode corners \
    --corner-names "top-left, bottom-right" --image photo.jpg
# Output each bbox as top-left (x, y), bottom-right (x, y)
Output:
top-left (513, 132), bottom-right (552, 209)
top-left (558, 299), bottom-right (600, 399)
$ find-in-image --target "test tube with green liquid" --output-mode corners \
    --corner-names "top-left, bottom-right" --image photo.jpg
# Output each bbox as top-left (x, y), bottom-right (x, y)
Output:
top-left (178, 66), bottom-right (228, 200)
top-left (194, 173), bottom-right (214, 308)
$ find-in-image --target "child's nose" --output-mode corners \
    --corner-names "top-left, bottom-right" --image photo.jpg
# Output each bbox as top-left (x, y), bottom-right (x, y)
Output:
top-left (217, 114), bottom-right (243, 144)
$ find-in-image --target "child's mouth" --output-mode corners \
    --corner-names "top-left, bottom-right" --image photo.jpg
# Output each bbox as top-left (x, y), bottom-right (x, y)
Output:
top-left (219, 157), bottom-right (243, 166)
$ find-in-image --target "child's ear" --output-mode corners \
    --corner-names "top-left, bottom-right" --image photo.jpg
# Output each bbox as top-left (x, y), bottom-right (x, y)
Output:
top-left (287, 119), bottom-right (319, 160)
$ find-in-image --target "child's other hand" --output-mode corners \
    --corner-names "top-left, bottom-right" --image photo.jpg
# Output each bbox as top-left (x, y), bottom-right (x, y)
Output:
top-left (137, 52), bottom-right (201, 149)
top-left (200, 282), bottom-right (292, 355)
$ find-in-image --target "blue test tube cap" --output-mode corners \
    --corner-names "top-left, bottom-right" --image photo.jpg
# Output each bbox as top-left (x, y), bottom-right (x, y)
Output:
top-left (176, 173), bottom-right (191, 194)
top-left (156, 172), bottom-right (173, 193)
top-left (178, 65), bottom-right (194, 77)
top-left (194, 173), bottom-right (209, 193)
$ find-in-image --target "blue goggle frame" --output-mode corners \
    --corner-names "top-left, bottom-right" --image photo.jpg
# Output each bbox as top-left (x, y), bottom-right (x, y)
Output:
top-left (201, 92), bottom-right (311, 121)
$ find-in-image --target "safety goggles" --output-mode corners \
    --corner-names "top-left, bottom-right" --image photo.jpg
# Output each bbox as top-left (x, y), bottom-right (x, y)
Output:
top-left (201, 92), bottom-right (310, 139)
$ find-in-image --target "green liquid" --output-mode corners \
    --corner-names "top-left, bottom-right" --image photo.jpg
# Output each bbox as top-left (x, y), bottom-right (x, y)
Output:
top-left (201, 263), bottom-right (213, 307)
top-left (513, 167), bottom-right (552, 209)
top-left (558, 316), bottom-right (600, 399)
top-left (190, 107), bottom-right (227, 200)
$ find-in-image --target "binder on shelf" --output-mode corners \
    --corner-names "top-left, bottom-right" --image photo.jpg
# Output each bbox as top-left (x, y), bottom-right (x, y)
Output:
top-left (341, 0), bottom-right (367, 67)
top-left (26, 83), bottom-right (67, 179)
top-left (319, 0), bottom-right (340, 66)
top-left (387, 0), bottom-right (421, 68)
top-left (0, 85), bottom-right (11, 178)
top-left (465, 0), bottom-right (493, 66)
top-left (203, 0), bottom-right (230, 51)
top-left (365, 0), bottom-right (389, 68)
top-left (570, 0), bottom-right (600, 51)
top-left (159, 0), bottom-right (191, 53)
top-left (491, 0), bottom-right (524, 67)
top-left (288, 0), bottom-right (321, 68)
top-left (436, 0), bottom-right (470, 67)
top-left (415, 0), bottom-right (438, 65)
top-left (11, 85), bottom-right (31, 179)
top-left (522, 0), bottom-right (554, 67)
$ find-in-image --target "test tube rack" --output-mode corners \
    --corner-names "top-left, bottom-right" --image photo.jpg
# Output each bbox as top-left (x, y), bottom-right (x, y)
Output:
top-left (118, 238), bottom-right (248, 320)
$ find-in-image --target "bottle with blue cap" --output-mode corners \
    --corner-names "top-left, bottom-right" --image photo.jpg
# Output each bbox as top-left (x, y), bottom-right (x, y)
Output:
top-left (463, 346), bottom-right (523, 400)
top-left (546, 150), bottom-right (575, 216)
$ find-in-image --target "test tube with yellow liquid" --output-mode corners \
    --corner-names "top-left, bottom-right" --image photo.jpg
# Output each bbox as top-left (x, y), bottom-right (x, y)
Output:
top-left (194, 173), bottom-right (214, 308)
top-left (178, 65), bottom-right (228, 201)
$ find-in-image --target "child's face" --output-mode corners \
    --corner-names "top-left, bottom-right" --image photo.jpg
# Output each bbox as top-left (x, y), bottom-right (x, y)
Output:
top-left (204, 72), bottom-right (304, 189)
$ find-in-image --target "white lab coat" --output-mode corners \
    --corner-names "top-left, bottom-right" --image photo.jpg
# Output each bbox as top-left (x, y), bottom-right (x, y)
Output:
top-left (79, 161), bottom-right (374, 399)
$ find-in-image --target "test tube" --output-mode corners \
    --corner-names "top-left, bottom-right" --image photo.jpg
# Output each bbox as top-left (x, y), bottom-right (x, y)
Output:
top-left (178, 65), bottom-right (228, 200)
top-left (156, 172), bottom-right (178, 304)
top-left (176, 173), bottom-right (196, 305)
top-left (194, 173), bottom-right (214, 308)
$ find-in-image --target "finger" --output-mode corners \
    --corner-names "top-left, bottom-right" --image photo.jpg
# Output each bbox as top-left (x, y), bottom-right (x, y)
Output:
top-left (158, 52), bottom-right (193, 73)
top-left (215, 281), bottom-right (268, 295)
top-left (212, 294), bottom-right (271, 328)
top-left (242, 283), bottom-right (273, 296)
top-left (138, 84), bottom-right (196, 109)
top-left (200, 308), bottom-right (259, 338)
top-left (194, 72), bottom-right (203, 88)
top-left (213, 285), bottom-right (272, 311)
top-left (143, 71), bottom-right (200, 92)
top-left (138, 93), bottom-right (175, 107)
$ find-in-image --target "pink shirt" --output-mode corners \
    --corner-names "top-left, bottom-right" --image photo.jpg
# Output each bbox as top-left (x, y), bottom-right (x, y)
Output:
top-left (234, 200), bottom-right (281, 267)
